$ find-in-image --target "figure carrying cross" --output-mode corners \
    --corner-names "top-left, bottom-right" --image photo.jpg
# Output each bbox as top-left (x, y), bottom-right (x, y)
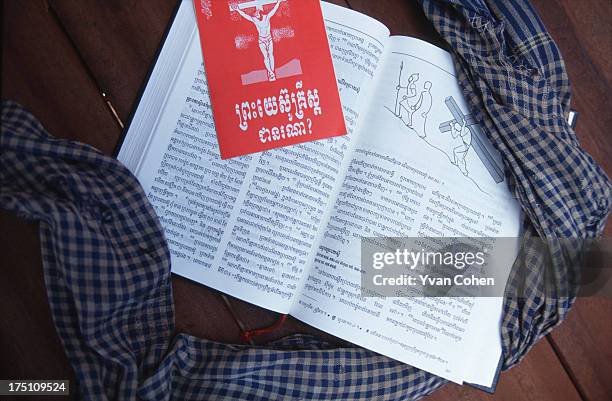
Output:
top-left (231, 0), bottom-right (286, 82)
top-left (439, 96), bottom-right (504, 183)
top-left (450, 119), bottom-right (471, 176)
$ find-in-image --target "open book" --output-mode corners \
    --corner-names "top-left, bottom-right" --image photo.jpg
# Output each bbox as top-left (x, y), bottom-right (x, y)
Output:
top-left (116, 0), bottom-right (522, 388)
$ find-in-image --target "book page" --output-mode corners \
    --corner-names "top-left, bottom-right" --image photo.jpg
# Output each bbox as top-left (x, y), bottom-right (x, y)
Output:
top-left (321, 3), bottom-right (389, 137)
top-left (291, 37), bottom-right (522, 385)
top-left (124, 1), bottom-right (390, 313)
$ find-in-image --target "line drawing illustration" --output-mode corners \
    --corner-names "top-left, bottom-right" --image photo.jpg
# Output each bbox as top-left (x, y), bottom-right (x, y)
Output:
top-left (391, 62), bottom-right (433, 139)
top-left (231, 0), bottom-right (300, 85)
top-left (386, 62), bottom-right (504, 193)
top-left (439, 97), bottom-right (504, 183)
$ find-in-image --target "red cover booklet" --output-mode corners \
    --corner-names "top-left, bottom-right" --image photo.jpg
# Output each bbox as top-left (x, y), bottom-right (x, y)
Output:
top-left (194, 0), bottom-right (347, 159)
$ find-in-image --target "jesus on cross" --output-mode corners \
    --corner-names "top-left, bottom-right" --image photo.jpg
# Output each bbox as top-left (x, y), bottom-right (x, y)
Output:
top-left (231, 0), bottom-right (286, 82)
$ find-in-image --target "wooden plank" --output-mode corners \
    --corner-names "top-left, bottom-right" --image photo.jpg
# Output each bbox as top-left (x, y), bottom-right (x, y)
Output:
top-left (424, 339), bottom-right (583, 401)
top-left (47, 0), bottom-right (178, 123)
top-left (1, 0), bottom-right (119, 155)
top-left (529, 2), bottom-right (612, 400)
top-left (547, 299), bottom-right (612, 401)
top-left (0, 213), bottom-right (77, 401)
top-left (46, 0), bottom-right (354, 345)
top-left (0, 0), bottom-right (122, 395)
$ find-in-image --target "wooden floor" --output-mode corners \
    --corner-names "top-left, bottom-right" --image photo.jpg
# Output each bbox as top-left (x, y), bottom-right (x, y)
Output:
top-left (1, 1), bottom-right (610, 400)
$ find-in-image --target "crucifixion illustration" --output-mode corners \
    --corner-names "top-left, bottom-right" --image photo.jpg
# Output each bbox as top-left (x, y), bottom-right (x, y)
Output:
top-left (231, 0), bottom-right (286, 82)
top-left (439, 97), bottom-right (504, 183)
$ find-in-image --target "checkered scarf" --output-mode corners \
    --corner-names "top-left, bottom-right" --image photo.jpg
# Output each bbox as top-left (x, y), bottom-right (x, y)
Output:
top-left (420, 0), bottom-right (610, 369)
top-left (1, 1), bottom-right (610, 400)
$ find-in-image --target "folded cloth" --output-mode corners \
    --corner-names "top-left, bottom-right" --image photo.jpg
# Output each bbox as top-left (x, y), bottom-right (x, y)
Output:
top-left (1, 1), bottom-right (610, 401)
top-left (417, 0), bottom-right (611, 368)
top-left (1, 100), bottom-right (444, 400)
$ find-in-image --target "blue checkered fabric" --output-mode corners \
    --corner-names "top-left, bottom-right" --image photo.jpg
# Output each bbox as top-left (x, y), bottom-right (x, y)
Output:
top-left (1, 0), bottom-right (610, 400)
top-left (418, 0), bottom-right (611, 369)
top-left (1, 101), bottom-right (444, 400)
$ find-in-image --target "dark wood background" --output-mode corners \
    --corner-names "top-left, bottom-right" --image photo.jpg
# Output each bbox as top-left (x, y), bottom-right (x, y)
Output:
top-left (1, 1), bottom-right (610, 400)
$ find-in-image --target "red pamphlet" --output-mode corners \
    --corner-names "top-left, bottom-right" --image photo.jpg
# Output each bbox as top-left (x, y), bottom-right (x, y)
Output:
top-left (194, 0), bottom-right (347, 159)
